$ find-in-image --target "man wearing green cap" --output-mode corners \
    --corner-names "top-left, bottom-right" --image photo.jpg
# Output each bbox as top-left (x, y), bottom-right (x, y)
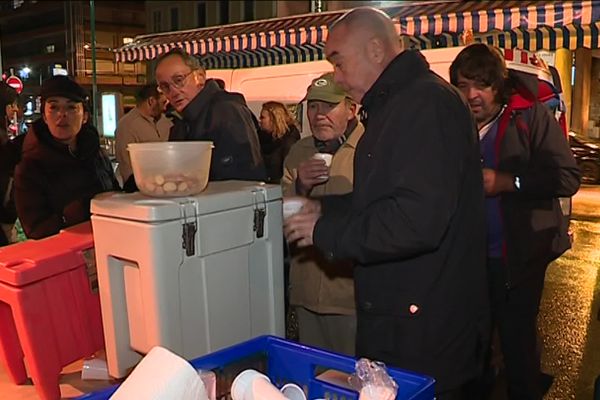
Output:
top-left (281, 72), bottom-right (364, 355)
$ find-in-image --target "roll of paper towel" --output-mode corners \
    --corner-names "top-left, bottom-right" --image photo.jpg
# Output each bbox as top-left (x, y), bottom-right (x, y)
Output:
top-left (110, 346), bottom-right (208, 400)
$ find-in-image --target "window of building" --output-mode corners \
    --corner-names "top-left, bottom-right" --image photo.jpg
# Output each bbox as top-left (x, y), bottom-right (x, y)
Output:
top-left (170, 7), bottom-right (179, 30)
top-left (243, 0), bottom-right (255, 21)
top-left (153, 10), bottom-right (161, 32)
top-left (220, 1), bottom-right (229, 25)
top-left (85, 59), bottom-right (115, 74)
top-left (122, 37), bottom-right (134, 45)
top-left (122, 63), bottom-right (135, 73)
top-left (45, 44), bottom-right (55, 54)
top-left (197, 1), bottom-right (206, 28)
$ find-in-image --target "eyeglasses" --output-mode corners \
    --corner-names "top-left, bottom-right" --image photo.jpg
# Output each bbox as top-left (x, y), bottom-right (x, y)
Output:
top-left (157, 70), bottom-right (195, 94)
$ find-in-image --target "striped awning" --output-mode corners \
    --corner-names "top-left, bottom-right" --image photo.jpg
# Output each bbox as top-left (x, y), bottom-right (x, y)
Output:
top-left (115, 11), bottom-right (343, 63)
top-left (396, 0), bottom-right (600, 36)
top-left (411, 22), bottom-right (600, 51)
top-left (196, 37), bottom-right (427, 69)
top-left (115, 0), bottom-right (600, 68)
top-left (474, 22), bottom-right (600, 51)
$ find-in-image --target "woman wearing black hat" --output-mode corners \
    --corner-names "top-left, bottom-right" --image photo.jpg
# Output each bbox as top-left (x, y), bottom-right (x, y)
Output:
top-left (13, 76), bottom-right (120, 239)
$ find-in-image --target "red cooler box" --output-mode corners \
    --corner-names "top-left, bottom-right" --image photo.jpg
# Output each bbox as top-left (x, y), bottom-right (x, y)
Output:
top-left (0, 222), bottom-right (104, 400)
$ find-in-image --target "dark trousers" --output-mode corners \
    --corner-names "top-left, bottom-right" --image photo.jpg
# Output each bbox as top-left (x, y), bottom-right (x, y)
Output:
top-left (487, 257), bottom-right (548, 400)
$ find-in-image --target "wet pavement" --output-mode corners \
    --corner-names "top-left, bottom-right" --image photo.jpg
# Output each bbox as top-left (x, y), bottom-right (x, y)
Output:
top-left (536, 185), bottom-right (600, 399)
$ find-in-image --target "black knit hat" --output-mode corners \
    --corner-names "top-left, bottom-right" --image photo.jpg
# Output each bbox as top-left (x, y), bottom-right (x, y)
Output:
top-left (40, 76), bottom-right (88, 103)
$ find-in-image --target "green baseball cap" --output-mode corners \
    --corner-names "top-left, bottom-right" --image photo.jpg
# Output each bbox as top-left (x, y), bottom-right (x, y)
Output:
top-left (306, 73), bottom-right (348, 103)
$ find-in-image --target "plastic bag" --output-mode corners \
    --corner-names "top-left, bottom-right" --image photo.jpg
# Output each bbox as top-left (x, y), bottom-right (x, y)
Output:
top-left (349, 358), bottom-right (398, 400)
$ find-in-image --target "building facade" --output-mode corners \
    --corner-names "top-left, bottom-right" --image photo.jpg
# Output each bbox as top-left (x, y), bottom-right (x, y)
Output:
top-left (0, 0), bottom-right (375, 126)
top-left (143, 1), bottom-right (395, 34)
top-left (0, 0), bottom-right (146, 132)
top-left (4, 1), bottom-right (596, 141)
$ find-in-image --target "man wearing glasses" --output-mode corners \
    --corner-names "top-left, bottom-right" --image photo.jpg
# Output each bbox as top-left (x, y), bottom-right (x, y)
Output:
top-left (155, 48), bottom-right (266, 181)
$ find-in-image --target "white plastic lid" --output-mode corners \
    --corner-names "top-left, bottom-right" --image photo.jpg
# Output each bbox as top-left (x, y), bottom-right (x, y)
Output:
top-left (91, 181), bottom-right (281, 222)
top-left (127, 141), bottom-right (214, 152)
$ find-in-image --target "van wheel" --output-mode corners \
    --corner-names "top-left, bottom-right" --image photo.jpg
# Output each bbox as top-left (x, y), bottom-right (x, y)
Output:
top-left (580, 161), bottom-right (600, 184)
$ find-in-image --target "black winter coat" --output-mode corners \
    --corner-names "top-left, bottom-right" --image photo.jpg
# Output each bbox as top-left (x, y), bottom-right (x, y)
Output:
top-left (0, 132), bottom-right (22, 246)
top-left (170, 80), bottom-right (266, 181)
top-left (259, 125), bottom-right (300, 183)
top-left (313, 50), bottom-right (489, 392)
top-left (14, 119), bottom-right (119, 239)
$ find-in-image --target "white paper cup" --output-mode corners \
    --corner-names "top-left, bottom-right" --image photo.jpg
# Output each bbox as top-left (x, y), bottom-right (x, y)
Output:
top-left (249, 377), bottom-right (288, 400)
top-left (283, 199), bottom-right (305, 219)
top-left (280, 383), bottom-right (307, 400)
top-left (312, 153), bottom-right (333, 167)
top-left (312, 153), bottom-right (332, 181)
top-left (231, 369), bottom-right (270, 400)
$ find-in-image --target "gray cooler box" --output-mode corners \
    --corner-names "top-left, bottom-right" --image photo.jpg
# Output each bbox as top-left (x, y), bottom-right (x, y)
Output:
top-left (90, 181), bottom-right (284, 378)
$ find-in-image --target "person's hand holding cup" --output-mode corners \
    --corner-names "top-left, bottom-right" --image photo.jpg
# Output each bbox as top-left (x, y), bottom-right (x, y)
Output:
top-left (283, 197), bottom-right (322, 247)
top-left (283, 197), bottom-right (321, 220)
top-left (283, 198), bottom-right (306, 220)
top-left (296, 153), bottom-right (332, 196)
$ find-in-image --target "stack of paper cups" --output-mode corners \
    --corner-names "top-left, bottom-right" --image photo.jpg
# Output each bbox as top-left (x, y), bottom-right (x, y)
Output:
top-left (110, 346), bottom-right (208, 400)
top-left (231, 369), bottom-right (287, 400)
top-left (280, 383), bottom-right (307, 400)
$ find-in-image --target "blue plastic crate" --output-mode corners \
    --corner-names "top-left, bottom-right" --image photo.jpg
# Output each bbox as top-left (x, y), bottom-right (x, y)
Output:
top-left (77, 335), bottom-right (435, 400)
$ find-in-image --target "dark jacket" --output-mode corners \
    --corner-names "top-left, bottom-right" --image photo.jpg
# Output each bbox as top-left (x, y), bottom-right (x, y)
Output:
top-left (259, 125), bottom-right (300, 183)
top-left (0, 131), bottom-right (16, 224)
top-left (495, 71), bottom-right (580, 286)
top-left (0, 131), bottom-right (13, 246)
top-left (14, 119), bottom-right (119, 239)
top-left (313, 50), bottom-right (489, 392)
top-left (170, 80), bottom-right (266, 181)
top-left (0, 130), bottom-right (24, 245)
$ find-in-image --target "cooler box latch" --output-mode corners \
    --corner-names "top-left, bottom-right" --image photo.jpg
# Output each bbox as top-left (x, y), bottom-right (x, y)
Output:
top-left (179, 199), bottom-right (198, 257)
top-left (252, 188), bottom-right (267, 239)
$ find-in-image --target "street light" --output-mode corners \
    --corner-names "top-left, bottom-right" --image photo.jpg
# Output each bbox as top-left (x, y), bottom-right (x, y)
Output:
top-left (19, 66), bottom-right (31, 79)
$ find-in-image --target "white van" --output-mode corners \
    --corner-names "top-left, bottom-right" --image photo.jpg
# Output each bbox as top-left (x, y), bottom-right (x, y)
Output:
top-left (206, 46), bottom-right (562, 137)
top-left (205, 47), bottom-right (468, 136)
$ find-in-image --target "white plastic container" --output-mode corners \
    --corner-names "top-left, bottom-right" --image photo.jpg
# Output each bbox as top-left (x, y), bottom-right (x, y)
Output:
top-left (91, 181), bottom-right (285, 378)
top-left (128, 141), bottom-right (213, 197)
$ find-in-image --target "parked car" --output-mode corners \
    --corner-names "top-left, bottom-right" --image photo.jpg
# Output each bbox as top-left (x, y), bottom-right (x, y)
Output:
top-left (569, 131), bottom-right (600, 184)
